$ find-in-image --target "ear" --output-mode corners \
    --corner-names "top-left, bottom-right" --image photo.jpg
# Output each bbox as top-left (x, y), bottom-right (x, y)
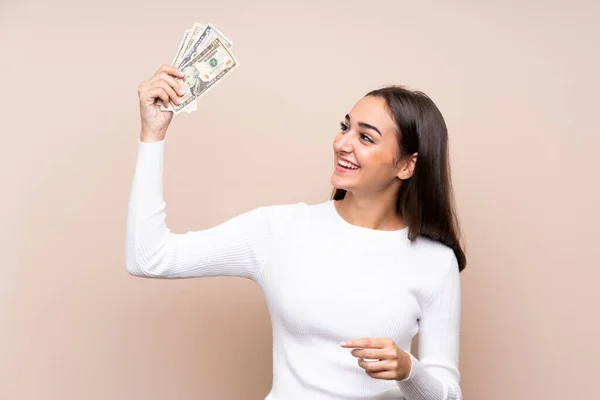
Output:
top-left (396, 152), bottom-right (418, 180)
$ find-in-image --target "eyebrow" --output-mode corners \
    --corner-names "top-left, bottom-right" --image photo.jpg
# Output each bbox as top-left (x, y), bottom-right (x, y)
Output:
top-left (345, 114), bottom-right (382, 136)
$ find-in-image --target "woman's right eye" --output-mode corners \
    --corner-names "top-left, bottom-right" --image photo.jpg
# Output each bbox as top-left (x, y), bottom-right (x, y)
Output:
top-left (340, 122), bottom-right (349, 131)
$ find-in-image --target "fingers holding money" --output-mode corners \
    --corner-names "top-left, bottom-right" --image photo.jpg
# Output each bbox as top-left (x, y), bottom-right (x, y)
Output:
top-left (144, 86), bottom-right (174, 109)
top-left (153, 64), bottom-right (184, 80)
top-left (153, 80), bottom-right (182, 106)
top-left (150, 71), bottom-right (186, 97)
top-left (138, 82), bottom-right (177, 108)
top-left (139, 67), bottom-right (185, 107)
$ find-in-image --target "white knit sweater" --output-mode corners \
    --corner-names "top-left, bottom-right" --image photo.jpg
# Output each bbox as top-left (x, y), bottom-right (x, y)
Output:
top-left (125, 139), bottom-right (463, 400)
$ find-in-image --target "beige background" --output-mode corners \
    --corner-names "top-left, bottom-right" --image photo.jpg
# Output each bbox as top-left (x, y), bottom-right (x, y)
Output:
top-left (1, 0), bottom-right (599, 399)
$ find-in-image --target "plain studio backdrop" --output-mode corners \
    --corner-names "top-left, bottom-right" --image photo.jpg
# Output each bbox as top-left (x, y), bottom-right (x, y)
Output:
top-left (1, 0), bottom-right (598, 399)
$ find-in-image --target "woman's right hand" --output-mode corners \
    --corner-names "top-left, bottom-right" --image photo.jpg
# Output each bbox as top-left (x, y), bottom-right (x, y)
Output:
top-left (138, 64), bottom-right (186, 142)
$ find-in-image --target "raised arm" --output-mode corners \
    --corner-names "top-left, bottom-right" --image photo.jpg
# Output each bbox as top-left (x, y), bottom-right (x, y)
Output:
top-left (125, 64), bottom-right (274, 280)
top-left (125, 139), bottom-right (274, 280)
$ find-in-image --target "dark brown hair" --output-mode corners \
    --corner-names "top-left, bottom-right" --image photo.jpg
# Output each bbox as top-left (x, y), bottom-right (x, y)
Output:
top-left (331, 86), bottom-right (466, 272)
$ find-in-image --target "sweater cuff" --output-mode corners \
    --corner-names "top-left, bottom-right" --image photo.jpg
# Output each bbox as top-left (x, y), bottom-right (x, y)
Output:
top-left (396, 353), bottom-right (446, 399)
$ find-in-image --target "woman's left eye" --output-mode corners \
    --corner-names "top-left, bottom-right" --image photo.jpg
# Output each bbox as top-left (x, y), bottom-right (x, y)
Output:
top-left (360, 134), bottom-right (373, 143)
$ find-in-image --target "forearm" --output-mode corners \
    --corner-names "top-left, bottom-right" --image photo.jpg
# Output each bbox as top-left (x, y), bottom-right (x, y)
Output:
top-left (125, 139), bottom-right (170, 277)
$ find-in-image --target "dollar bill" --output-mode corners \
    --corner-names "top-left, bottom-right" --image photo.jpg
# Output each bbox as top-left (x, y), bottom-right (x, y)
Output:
top-left (155, 27), bottom-right (196, 113)
top-left (206, 24), bottom-right (232, 48)
top-left (171, 29), bottom-right (191, 66)
top-left (177, 23), bottom-right (232, 68)
top-left (176, 24), bottom-right (204, 113)
top-left (156, 22), bottom-right (235, 114)
top-left (160, 37), bottom-right (238, 114)
top-left (174, 26), bottom-right (198, 113)
top-left (174, 22), bottom-right (205, 67)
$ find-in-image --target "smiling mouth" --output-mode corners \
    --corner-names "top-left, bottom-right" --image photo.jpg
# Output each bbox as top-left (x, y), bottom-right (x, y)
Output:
top-left (337, 159), bottom-right (360, 170)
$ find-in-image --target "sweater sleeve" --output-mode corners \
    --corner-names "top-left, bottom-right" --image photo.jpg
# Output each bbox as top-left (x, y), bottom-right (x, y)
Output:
top-left (396, 255), bottom-right (463, 400)
top-left (125, 138), bottom-right (273, 280)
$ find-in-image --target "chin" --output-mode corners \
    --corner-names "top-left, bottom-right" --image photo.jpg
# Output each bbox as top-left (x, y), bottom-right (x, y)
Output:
top-left (329, 174), bottom-right (341, 188)
top-left (330, 174), bottom-right (352, 191)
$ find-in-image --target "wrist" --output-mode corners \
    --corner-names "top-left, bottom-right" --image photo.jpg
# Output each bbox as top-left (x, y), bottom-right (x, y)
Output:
top-left (140, 130), bottom-right (166, 143)
top-left (398, 351), bottom-right (413, 381)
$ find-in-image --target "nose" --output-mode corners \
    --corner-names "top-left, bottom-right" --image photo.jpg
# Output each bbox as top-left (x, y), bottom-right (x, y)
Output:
top-left (333, 131), bottom-right (354, 154)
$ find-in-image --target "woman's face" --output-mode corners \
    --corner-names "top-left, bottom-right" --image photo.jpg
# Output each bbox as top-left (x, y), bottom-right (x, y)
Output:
top-left (330, 95), bottom-right (403, 195)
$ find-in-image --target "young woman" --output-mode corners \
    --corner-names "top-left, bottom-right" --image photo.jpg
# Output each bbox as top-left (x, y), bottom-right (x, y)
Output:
top-left (126, 64), bottom-right (466, 400)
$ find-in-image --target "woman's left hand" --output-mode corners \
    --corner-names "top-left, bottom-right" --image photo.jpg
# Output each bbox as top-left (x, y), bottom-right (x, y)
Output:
top-left (340, 337), bottom-right (412, 380)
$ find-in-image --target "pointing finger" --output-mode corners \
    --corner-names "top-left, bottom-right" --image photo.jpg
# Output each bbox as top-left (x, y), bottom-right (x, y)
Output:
top-left (340, 338), bottom-right (390, 349)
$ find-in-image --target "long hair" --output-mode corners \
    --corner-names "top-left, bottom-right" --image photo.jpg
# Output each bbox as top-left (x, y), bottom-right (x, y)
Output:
top-left (331, 86), bottom-right (466, 272)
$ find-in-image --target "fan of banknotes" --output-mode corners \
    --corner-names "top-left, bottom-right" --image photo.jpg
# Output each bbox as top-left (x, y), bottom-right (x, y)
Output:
top-left (158, 22), bottom-right (238, 115)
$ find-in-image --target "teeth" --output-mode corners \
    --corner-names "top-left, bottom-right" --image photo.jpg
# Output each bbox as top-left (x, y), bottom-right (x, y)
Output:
top-left (339, 160), bottom-right (359, 169)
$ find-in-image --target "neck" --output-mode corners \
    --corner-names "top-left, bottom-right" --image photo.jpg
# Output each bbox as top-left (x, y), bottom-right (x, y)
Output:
top-left (334, 190), bottom-right (406, 231)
